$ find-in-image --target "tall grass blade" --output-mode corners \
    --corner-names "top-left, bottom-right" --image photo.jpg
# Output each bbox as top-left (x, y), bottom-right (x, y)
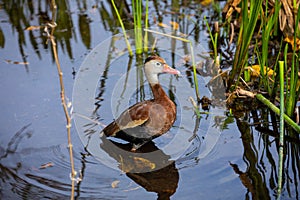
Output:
top-left (228, 0), bottom-right (262, 90)
top-left (132, 0), bottom-right (143, 54)
top-left (285, 7), bottom-right (300, 117)
top-left (204, 16), bottom-right (218, 62)
top-left (143, 0), bottom-right (149, 52)
top-left (111, 0), bottom-right (133, 56)
top-left (259, 0), bottom-right (280, 95)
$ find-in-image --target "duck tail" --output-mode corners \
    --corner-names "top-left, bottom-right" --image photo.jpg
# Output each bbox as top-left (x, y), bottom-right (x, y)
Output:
top-left (101, 121), bottom-right (120, 137)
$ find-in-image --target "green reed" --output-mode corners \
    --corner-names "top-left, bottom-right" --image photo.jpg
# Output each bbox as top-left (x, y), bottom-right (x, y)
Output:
top-left (132, 0), bottom-right (143, 54)
top-left (251, 0), bottom-right (300, 124)
top-left (227, 0), bottom-right (262, 90)
top-left (111, 0), bottom-right (149, 56)
top-left (111, 0), bottom-right (133, 56)
top-left (256, 0), bottom-right (280, 94)
top-left (255, 93), bottom-right (300, 133)
top-left (285, 6), bottom-right (300, 117)
top-left (132, 0), bottom-right (149, 54)
top-left (204, 16), bottom-right (218, 62)
top-left (277, 61), bottom-right (284, 198)
top-left (143, 0), bottom-right (149, 53)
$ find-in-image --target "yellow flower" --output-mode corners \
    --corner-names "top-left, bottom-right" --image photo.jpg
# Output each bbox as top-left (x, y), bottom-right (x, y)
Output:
top-left (249, 65), bottom-right (274, 77)
top-left (284, 36), bottom-right (300, 51)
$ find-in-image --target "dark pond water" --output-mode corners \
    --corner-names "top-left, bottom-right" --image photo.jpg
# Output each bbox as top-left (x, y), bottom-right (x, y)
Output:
top-left (0, 1), bottom-right (299, 199)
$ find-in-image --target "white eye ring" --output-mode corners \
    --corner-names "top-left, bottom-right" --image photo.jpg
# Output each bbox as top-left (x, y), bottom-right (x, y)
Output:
top-left (156, 62), bottom-right (161, 66)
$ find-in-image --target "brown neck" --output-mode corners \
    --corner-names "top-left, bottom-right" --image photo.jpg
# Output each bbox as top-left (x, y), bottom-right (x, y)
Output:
top-left (150, 83), bottom-right (169, 100)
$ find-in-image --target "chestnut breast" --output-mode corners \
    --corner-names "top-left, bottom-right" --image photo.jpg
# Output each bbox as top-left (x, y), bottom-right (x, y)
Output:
top-left (144, 98), bottom-right (176, 137)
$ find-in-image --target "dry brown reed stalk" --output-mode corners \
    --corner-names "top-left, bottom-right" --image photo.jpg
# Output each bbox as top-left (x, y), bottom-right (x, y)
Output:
top-left (46, 0), bottom-right (77, 199)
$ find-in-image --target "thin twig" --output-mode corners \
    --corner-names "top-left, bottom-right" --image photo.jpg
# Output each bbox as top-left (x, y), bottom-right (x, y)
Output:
top-left (48, 0), bottom-right (76, 199)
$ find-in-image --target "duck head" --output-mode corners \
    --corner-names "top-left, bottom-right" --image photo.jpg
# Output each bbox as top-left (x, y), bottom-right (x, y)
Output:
top-left (144, 55), bottom-right (180, 84)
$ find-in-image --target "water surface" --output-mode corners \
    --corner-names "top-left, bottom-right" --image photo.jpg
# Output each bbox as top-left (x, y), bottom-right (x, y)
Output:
top-left (0, 1), bottom-right (299, 199)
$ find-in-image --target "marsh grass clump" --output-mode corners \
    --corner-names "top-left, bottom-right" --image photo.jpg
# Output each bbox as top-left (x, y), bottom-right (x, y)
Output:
top-left (111, 0), bottom-right (149, 56)
top-left (223, 0), bottom-right (300, 125)
top-left (222, 1), bottom-right (300, 196)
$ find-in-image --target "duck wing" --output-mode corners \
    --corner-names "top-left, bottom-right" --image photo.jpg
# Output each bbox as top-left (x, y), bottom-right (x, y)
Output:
top-left (102, 101), bottom-right (151, 138)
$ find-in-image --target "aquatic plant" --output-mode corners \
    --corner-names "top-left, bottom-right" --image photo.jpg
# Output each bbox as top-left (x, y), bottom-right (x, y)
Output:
top-left (226, 0), bottom-right (300, 128)
top-left (143, 0), bottom-right (149, 52)
top-left (111, 0), bottom-right (133, 56)
top-left (224, 2), bottom-right (300, 196)
top-left (285, 6), bottom-right (300, 118)
top-left (111, 0), bottom-right (149, 55)
top-left (204, 16), bottom-right (218, 63)
top-left (132, 0), bottom-right (143, 54)
top-left (227, 0), bottom-right (263, 90)
top-left (256, 0), bottom-right (280, 95)
top-left (277, 60), bottom-right (284, 196)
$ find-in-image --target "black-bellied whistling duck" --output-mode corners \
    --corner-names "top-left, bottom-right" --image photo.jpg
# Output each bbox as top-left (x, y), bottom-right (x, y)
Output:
top-left (101, 55), bottom-right (180, 151)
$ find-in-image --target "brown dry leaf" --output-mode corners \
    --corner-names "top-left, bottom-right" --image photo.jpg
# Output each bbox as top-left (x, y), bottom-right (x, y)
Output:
top-left (39, 162), bottom-right (54, 169)
top-left (25, 25), bottom-right (42, 31)
top-left (284, 36), bottom-right (300, 51)
top-left (280, 0), bottom-right (295, 35)
top-left (158, 22), bottom-right (169, 28)
top-left (111, 180), bottom-right (120, 188)
top-left (169, 21), bottom-right (179, 30)
top-left (222, 0), bottom-right (241, 19)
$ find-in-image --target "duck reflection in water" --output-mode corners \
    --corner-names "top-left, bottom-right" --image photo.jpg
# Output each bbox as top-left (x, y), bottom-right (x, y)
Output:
top-left (100, 134), bottom-right (179, 200)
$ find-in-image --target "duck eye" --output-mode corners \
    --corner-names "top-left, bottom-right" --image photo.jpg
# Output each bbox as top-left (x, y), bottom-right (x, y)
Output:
top-left (156, 62), bottom-right (161, 66)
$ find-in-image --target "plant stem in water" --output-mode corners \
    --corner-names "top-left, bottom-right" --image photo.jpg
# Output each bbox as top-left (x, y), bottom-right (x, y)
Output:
top-left (276, 61), bottom-right (285, 198)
